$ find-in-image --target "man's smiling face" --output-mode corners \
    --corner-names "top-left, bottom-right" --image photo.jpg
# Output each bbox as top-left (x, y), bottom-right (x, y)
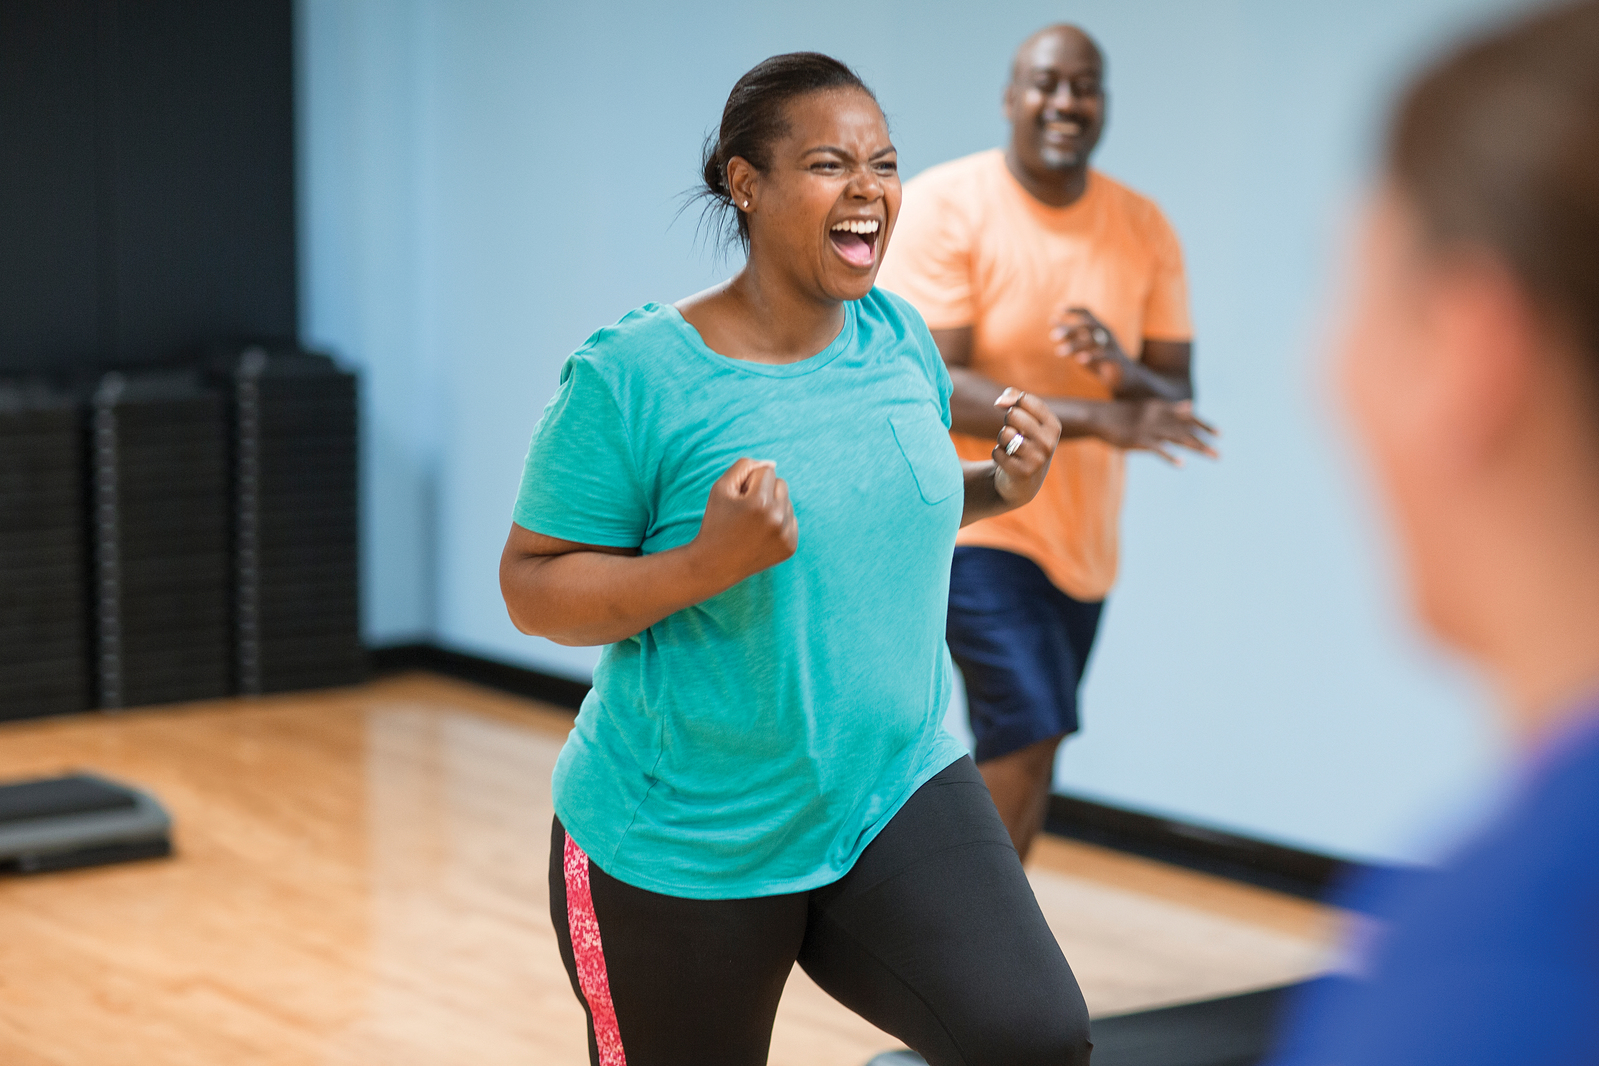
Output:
top-left (1006, 27), bottom-right (1106, 176)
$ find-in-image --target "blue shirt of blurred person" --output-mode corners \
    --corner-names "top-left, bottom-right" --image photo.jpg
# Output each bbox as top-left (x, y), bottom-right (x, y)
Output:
top-left (1266, 705), bottom-right (1599, 1064)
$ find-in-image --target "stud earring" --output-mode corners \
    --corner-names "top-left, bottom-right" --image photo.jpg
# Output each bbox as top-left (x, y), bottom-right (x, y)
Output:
top-left (743, 200), bottom-right (749, 208)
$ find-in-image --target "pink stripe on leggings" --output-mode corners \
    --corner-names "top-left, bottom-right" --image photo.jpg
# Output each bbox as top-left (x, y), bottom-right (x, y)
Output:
top-left (564, 832), bottom-right (628, 1066)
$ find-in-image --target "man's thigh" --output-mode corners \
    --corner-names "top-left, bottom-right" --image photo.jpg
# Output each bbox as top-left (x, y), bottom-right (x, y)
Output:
top-left (796, 759), bottom-right (1092, 1066)
top-left (946, 547), bottom-right (1096, 763)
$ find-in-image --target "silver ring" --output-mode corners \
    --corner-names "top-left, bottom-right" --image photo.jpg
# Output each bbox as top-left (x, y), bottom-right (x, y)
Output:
top-left (1092, 328), bottom-right (1109, 346)
top-left (1005, 433), bottom-right (1024, 456)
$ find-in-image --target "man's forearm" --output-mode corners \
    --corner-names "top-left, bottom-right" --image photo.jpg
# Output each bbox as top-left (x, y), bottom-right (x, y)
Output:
top-left (1111, 362), bottom-right (1191, 403)
top-left (949, 366), bottom-right (1111, 440)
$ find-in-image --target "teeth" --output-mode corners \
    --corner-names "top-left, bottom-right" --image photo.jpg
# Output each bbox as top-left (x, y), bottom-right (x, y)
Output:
top-left (830, 219), bottom-right (880, 235)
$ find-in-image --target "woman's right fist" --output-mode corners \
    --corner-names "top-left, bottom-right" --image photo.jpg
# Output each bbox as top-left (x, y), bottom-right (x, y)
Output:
top-left (690, 457), bottom-right (798, 588)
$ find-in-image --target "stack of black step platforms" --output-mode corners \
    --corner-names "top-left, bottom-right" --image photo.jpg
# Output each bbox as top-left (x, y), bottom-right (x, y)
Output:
top-left (0, 382), bottom-right (90, 721)
top-left (212, 348), bottom-right (361, 694)
top-left (90, 371), bottom-right (232, 708)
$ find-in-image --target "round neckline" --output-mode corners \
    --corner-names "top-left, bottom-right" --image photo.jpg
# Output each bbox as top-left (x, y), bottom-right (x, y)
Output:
top-left (993, 150), bottom-right (1102, 229)
top-left (659, 300), bottom-right (857, 378)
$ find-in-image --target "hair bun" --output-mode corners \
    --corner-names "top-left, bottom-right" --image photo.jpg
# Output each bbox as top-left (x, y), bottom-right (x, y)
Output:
top-left (693, 52), bottom-right (873, 248)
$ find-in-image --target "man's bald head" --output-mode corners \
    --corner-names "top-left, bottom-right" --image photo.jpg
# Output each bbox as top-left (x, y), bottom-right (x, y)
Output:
top-left (1010, 24), bottom-right (1104, 87)
top-left (1004, 23), bottom-right (1107, 190)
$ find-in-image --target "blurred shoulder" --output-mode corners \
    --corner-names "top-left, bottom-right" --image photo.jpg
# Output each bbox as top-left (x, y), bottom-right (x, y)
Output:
top-left (1091, 170), bottom-right (1182, 243)
top-left (902, 148), bottom-right (1006, 206)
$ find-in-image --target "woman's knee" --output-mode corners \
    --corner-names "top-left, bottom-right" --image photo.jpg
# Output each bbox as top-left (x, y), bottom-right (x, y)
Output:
top-left (1018, 1015), bottom-right (1092, 1066)
top-left (954, 988), bottom-right (1092, 1066)
top-left (1037, 1006), bottom-right (1093, 1066)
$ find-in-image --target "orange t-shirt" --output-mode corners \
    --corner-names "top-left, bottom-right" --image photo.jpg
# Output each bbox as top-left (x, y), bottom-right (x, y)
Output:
top-left (875, 149), bottom-right (1192, 601)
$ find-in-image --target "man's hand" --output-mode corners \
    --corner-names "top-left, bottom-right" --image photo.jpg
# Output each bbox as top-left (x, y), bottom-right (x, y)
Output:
top-left (687, 458), bottom-right (798, 587)
top-left (992, 388), bottom-right (1062, 506)
top-left (1093, 399), bottom-right (1219, 466)
top-left (1053, 307), bottom-right (1138, 392)
top-left (1051, 307), bottom-right (1196, 403)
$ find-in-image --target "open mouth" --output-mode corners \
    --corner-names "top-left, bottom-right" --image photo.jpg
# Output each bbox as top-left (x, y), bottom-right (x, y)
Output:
top-left (1041, 116), bottom-right (1087, 142)
top-left (828, 218), bottom-right (881, 269)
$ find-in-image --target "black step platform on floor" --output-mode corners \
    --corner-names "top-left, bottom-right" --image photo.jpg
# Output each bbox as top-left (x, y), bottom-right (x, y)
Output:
top-left (863, 983), bottom-right (1307, 1066)
top-left (0, 773), bottom-right (173, 874)
top-left (1090, 983), bottom-right (1302, 1066)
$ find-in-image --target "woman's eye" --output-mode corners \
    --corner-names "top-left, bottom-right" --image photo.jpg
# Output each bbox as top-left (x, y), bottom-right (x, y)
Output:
top-left (875, 161), bottom-right (898, 174)
top-left (811, 161), bottom-right (841, 172)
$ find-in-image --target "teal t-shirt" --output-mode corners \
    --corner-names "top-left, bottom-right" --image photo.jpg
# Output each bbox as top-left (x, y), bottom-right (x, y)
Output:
top-left (513, 288), bottom-right (969, 899)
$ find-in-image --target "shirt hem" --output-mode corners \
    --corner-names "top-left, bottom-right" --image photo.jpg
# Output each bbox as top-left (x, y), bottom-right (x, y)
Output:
top-left (556, 740), bottom-right (969, 901)
top-left (953, 535), bottom-right (1115, 602)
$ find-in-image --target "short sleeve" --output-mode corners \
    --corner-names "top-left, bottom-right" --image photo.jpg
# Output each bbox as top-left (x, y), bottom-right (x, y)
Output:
top-left (880, 289), bottom-right (955, 429)
top-left (1142, 205), bottom-right (1193, 341)
top-left (876, 175), bottom-right (975, 331)
top-left (925, 331), bottom-right (954, 429)
top-left (512, 355), bottom-right (649, 547)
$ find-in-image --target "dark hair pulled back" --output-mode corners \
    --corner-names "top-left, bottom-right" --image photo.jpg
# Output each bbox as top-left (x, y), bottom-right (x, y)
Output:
top-left (699, 52), bottom-right (876, 248)
top-left (1389, 0), bottom-right (1599, 375)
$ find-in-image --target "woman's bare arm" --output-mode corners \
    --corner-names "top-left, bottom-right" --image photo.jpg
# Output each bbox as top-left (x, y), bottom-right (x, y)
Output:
top-left (960, 389), bottom-right (1061, 527)
top-left (499, 458), bottom-right (797, 646)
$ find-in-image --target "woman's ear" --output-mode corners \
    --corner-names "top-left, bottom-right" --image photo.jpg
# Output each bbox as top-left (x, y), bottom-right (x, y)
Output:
top-left (727, 156), bottom-right (756, 213)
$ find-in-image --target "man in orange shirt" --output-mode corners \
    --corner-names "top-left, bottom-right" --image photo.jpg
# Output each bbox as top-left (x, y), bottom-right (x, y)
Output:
top-left (876, 23), bottom-right (1218, 861)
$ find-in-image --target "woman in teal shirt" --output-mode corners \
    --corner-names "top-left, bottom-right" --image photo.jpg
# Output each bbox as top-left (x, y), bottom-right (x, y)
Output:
top-left (501, 53), bottom-right (1088, 1066)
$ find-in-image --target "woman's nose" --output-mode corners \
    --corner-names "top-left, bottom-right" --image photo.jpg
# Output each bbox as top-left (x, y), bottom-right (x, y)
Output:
top-left (850, 167), bottom-right (883, 200)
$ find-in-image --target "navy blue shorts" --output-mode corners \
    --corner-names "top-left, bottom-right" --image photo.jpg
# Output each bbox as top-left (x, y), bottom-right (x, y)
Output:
top-left (945, 547), bottom-right (1104, 763)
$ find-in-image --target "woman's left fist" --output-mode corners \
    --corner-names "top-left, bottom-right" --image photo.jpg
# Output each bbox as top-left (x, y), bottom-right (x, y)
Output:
top-left (992, 387), bottom-right (1061, 507)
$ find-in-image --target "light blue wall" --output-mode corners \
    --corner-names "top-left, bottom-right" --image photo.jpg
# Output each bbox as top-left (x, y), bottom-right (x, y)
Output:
top-left (297, 0), bottom-right (436, 643)
top-left (297, 0), bottom-right (1527, 863)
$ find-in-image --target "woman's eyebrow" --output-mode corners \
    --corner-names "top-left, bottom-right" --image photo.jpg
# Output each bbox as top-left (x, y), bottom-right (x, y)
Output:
top-left (798, 144), bottom-right (897, 160)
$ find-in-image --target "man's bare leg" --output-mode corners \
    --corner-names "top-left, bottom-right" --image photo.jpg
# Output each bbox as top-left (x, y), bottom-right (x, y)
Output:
top-left (977, 734), bottom-right (1065, 861)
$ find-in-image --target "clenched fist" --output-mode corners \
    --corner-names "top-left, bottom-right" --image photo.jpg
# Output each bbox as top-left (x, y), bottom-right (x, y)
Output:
top-left (689, 458), bottom-right (799, 589)
top-left (992, 388), bottom-right (1062, 508)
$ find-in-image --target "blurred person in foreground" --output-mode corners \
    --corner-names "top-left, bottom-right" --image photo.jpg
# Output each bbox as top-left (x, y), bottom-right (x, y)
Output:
top-left (1267, 2), bottom-right (1599, 1062)
top-left (876, 23), bottom-right (1218, 860)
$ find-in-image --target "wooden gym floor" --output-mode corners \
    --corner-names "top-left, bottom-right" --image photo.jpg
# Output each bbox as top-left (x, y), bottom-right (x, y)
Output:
top-left (0, 674), bottom-right (1338, 1065)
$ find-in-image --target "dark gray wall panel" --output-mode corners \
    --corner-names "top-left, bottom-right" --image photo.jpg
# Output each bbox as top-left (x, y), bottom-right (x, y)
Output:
top-left (0, 0), bottom-right (297, 373)
top-left (107, 0), bottom-right (297, 363)
top-left (0, 0), bottom-right (101, 371)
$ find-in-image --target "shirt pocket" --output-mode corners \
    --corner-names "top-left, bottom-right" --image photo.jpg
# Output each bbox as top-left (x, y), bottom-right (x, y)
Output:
top-left (889, 406), bottom-right (963, 505)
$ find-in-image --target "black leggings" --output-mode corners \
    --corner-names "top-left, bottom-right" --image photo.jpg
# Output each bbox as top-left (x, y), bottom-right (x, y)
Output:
top-left (549, 757), bottom-right (1092, 1066)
